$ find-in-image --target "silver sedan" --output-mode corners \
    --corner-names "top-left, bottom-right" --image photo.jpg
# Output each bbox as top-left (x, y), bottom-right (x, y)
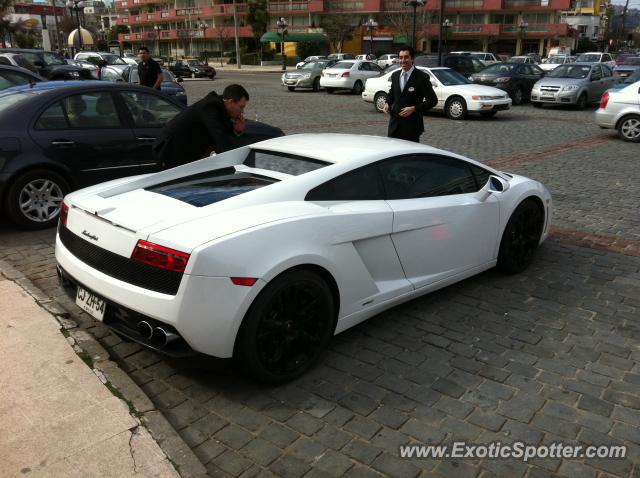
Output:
top-left (595, 80), bottom-right (640, 142)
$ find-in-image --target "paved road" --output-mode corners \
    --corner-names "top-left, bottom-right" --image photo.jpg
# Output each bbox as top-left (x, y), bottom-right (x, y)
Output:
top-left (1, 71), bottom-right (639, 478)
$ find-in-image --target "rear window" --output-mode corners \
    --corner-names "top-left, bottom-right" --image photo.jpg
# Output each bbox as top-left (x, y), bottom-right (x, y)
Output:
top-left (332, 61), bottom-right (354, 69)
top-left (244, 150), bottom-right (328, 176)
top-left (147, 168), bottom-right (277, 207)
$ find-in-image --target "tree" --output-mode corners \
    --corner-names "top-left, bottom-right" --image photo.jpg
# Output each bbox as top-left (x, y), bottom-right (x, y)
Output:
top-left (0, 0), bottom-right (16, 47)
top-left (320, 14), bottom-right (354, 53)
top-left (246, 0), bottom-right (268, 59)
top-left (107, 24), bottom-right (128, 44)
top-left (15, 30), bottom-right (35, 48)
top-left (297, 41), bottom-right (323, 59)
top-left (214, 18), bottom-right (232, 66)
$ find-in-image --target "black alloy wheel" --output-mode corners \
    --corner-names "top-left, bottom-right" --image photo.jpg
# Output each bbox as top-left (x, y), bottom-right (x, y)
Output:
top-left (497, 199), bottom-right (544, 274)
top-left (352, 81), bottom-right (363, 95)
top-left (236, 270), bottom-right (335, 383)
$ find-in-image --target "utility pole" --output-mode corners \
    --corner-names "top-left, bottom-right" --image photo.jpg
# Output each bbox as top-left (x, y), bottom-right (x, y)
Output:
top-left (232, 0), bottom-right (241, 69)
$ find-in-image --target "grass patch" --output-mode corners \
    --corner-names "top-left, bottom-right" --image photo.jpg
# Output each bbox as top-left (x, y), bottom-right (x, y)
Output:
top-left (105, 381), bottom-right (144, 419)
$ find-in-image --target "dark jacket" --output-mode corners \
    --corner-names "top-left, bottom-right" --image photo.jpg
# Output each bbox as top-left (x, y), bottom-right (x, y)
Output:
top-left (152, 91), bottom-right (238, 168)
top-left (387, 67), bottom-right (437, 138)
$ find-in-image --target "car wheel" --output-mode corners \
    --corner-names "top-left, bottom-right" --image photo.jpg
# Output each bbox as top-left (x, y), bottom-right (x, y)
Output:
top-left (374, 92), bottom-right (388, 113)
top-left (288, 86), bottom-right (295, 91)
top-left (532, 102), bottom-right (542, 108)
top-left (445, 97), bottom-right (467, 120)
top-left (512, 86), bottom-right (524, 105)
top-left (480, 110), bottom-right (497, 118)
top-left (576, 93), bottom-right (588, 110)
top-left (326, 88), bottom-right (334, 94)
top-left (312, 77), bottom-right (320, 92)
top-left (617, 115), bottom-right (640, 142)
top-left (352, 81), bottom-right (363, 95)
top-left (236, 270), bottom-right (335, 384)
top-left (6, 169), bottom-right (70, 230)
top-left (497, 199), bottom-right (544, 274)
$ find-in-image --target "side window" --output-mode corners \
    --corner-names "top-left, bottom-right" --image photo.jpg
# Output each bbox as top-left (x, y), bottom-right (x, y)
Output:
top-left (61, 93), bottom-right (121, 128)
top-left (359, 62), bottom-right (369, 71)
top-left (35, 102), bottom-right (69, 130)
top-left (520, 65), bottom-right (532, 75)
top-left (602, 65), bottom-right (612, 77)
top-left (0, 57), bottom-right (10, 65)
top-left (469, 164), bottom-right (491, 189)
top-left (603, 54), bottom-right (611, 62)
top-left (120, 91), bottom-right (182, 128)
top-left (591, 66), bottom-right (602, 80)
top-left (306, 165), bottom-right (383, 201)
top-left (380, 155), bottom-right (479, 199)
top-left (0, 71), bottom-right (33, 89)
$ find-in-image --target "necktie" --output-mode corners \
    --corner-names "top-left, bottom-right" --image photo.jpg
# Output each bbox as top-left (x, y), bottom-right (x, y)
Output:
top-left (401, 71), bottom-right (409, 91)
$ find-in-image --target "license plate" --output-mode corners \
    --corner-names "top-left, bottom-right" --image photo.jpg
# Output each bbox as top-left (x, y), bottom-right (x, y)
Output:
top-left (541, 93), bottom-right (554, 98)
top-left (76, 285), bottom-right (106, 321)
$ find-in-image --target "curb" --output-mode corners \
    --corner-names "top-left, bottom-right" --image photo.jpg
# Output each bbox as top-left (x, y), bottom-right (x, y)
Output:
top-left (0, 259), bottom-right (207, 478)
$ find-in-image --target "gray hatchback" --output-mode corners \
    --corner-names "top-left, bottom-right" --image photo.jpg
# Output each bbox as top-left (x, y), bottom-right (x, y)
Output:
top-left (530, 63), bottom-right (618, 109)
top-left (281, 60), bottom-right (332, 92)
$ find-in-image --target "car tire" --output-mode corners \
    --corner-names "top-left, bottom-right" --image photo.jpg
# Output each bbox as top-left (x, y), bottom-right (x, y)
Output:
top-left (480, 110), bottom-right (497, 118)
top-left (512, 86), bottom-right (524, 105)
top-left (235, 269), bottom-right (335, 384)
top-left (312, 77), bottom-right (320, 92)
top-left (497, 199), bottom-right (544, 274)
top-left (374, 92), bottom-right (388, 113)
top-left (352, 81), bottom-right (363, 95)
top-left (617, 114), bottom-right (640, 143)
top-left (576, 93), bottom-right (588, 110)
top-left (288, 86), bottom-right (295, 91)
top-left (6, 169), bottom-right (70, 230)
top-left (326, 88), bottom-right (335, 94)
top-left (532, 102), bottom-right (542, 108)
top-left (445, 97), bottom-right (468, 120)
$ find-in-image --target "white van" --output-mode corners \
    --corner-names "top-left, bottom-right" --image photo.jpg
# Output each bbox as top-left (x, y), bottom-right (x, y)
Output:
top-left (548, 46), bottom-right (571, 57)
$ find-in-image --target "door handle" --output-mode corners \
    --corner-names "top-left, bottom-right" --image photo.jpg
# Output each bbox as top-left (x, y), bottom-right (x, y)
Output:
top-left (51, 140), bottom-right (75, 146)
top-left (137, 137), bottom-right (156, 142)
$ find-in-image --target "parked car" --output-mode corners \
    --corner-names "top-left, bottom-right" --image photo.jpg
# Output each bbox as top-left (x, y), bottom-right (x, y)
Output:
top-left (362, 66), bottom-right (512, 119)
top-left (320, 60), bottom-right (382, 94)
top-left (575, 52), bottom-right (616, 69)
top-left (530, 63), bottom-right (618, 109)
top-left (327, 53), bottom-right (355, 61)
top-left (613, 57), bottom-right (640, 79)
top-left (450, 51), bottom-right (500, 65)
top-left (55, 133), bottom-right (552, 383)
top-left (508, 55), bottom-right (539, 64)
top-left (282, 59), bottom-right (332, 91)
top-left (123, 65), bottom-right (187, 104)
top-left (525, 53), bottom-right (542, 64)
top-left (74, 52), bottom-right (129, 75)
top-left (0, 52), bottom-right (39, 73)
top-left (0, 49), bottom-right (93, 80)
top-left (595, 80), bottom-right (640, 142)
top-left (168, 59), bottom-right (216, 79)
top-left (615, 53), bottom-right (637, 66)
top-left (0, 64), bottom-right (45, 90)
top-left (355, 54), bottom-right (376, 61)
top-left (295, 55), bottom-right (326, 69)
top-left (415, 54), bottom-right (486, 78)
top-left (377, 54), bottom-right (399, 68)
top-left (609, 69), bottom-right (640, 90)
top-left (0, 82), bottom-right (282, 229)
top-left (470, 62), bottom-right (545, 105)
top-left (539, 55), bottom-right (576, 72)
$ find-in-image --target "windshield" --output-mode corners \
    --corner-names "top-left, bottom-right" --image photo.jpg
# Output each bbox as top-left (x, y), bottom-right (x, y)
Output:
top-left (548, 64), bottom-right (591, 78)
top-left (188, 60), bottom-right (204, 66)
top-left (622, 71), bottom-right (640, 84)
top-left (103, 54), bottom-right (126, 65)
top-left (301, 61), bottom-right (322, 70)
top-left (162, 69), bottom-right (175, 81)
top-left (546, 56), bottom-right (566, 64)
top-left (332, 61), bottom-right (354, 69)
top-left (432, 68), bottom-right (471, 85)
top-left (481, 63), bottom-right (516, 74)
top-left (576, 53), bottom-right (601, 63)
top-left (22, 51), bottom-right (66, 66)
top-left (622, 57), bottom-right (640, 65)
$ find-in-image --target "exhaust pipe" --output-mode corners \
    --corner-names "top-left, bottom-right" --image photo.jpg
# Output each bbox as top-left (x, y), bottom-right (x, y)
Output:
top-left (151, 327), bottom-right (179, 347)
top-left (138, 321), bottom-right (153, 340)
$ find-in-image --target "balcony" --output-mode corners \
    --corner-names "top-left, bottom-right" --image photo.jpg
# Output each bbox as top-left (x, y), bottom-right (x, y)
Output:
top-left (118, 25), bottom-right (253, 42)
top-left (500, 22), bottom-right (568, 35)
top-left (424, 23), bottom-right (500, 36)
top-left (424, 0), bottom-right (569, 8)
top-left (502, 0), bottom-right (570, 8)
top-left (425, 0), bottom-right (492, 9)
top-left (116, 4), bottom-right (251, 27)
top-left (267, 0), bottom-right (324, 12)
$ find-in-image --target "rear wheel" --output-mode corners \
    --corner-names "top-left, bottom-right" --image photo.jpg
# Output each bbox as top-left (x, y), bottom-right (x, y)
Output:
top-left (6, 169), bottom-right (70, 230)
top-left (352, 81), bottom-right (363, 95)
top-left (374, 92), bottom-right (388, 113)
top-left (497, 199), bottom-right (544, 274)
top-left (235, 270), bottom-right (335, 384)
top-left (287, 86), bottom-right (295, 91)
top-left (617, 115), bottom-right (640, 142)
top-left (445, 97), bottom-right (468, 120)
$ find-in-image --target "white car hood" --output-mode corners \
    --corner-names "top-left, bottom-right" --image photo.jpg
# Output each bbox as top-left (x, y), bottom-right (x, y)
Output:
top-left (447, 84), bottom-right (507, 96)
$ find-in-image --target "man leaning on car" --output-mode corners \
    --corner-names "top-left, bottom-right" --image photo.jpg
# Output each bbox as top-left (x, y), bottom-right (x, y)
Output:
top-left (138, 46), bottom-right (162, 90)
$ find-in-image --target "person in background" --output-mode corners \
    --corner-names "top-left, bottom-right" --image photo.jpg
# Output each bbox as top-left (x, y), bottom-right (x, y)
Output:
top-left (152, 84), bottom-right (249, 169)
top-left (137, 46), bottom-right (162, 90)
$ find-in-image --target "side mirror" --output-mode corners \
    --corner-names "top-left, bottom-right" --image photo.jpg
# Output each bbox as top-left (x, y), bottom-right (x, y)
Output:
top-left (176, 76), bottom-right (183, 83)
top-left (487, 175), bottom-right (510, 193)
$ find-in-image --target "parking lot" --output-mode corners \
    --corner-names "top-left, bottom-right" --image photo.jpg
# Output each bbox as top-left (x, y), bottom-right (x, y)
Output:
top-left (1, 70), bottom-right (639, 478)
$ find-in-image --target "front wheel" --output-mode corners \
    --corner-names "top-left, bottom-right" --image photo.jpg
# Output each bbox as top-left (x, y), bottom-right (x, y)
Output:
top-left (312, 77), bottom-right (320, 92)
top-left (445, 97), bottom-right (468, 120)
top-left (6, 169), bottom-right (70, 230)
top-left (497, 200), bottom-right (544, 274)
top-left (617, 115), bottom-right (640, 142)
top-left (352, 81), bottom-right (363, 95)
top-left (374, 92), bottom-right (388, 113)
top-left (235, 270), bottom-right (335, 384)
top-left (576, 93), bottom-right (588, 110)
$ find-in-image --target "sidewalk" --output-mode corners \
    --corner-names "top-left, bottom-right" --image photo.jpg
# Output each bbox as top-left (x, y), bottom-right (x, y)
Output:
top-left (0, 277), bottom-right (180, 478)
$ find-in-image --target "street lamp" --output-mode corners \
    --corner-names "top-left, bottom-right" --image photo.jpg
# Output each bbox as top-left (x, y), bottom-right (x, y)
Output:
top-left (364, 18), bottom-right (378, 56)
top-left (518, 20), bottom-right (528, 54)
top-left (153, 24), bottom-right (161, 57)
top-left (66, 0), bottom-right (85, 54)
top-left (442, 18), bottom-right (452, 54)
top-left (276, 17), bottom-right (288, 71)
top-left (404, 0), bottom-right (425, 49)
top-left (197, 20), bottom-right (207, 63)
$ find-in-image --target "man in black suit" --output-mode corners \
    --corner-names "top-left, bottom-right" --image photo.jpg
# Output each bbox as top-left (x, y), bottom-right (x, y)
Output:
top-left (383, 45), bottom-right (437, 142)
top-left (152, 84), bottom-right (248, 168)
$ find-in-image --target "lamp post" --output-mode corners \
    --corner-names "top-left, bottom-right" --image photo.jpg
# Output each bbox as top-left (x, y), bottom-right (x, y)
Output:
top-left (404, 0), bottom-right (425, 49)
top-left (66, 0), bottom-right (85, 54)
top-left (276, 17), bottom-right (288, 71)
top-left (364, 18), bottom-right (378, 56)
top-left (518, 20), bottom-right (528, 54)
top-left (153, 24), bottom-right (160, 57)
top-left (198, 21), bottom-right (207, 63)
top-left (442, 18), bottom-right (451, 54)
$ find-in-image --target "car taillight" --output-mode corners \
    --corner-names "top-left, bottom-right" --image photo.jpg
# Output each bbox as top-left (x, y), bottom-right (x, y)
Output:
top-left (131, 240), bottom-right (190, 273)
top-left (341, 71), bottom-right (350, 77)
top-left (60, 202), bottom-right (69, 227)
top-left (321, 71), bottom-right (324, 77)
top-left (600, 91), bottom-right (609, 109)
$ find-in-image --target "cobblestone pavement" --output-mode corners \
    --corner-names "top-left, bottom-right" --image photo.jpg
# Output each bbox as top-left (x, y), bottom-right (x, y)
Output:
top-left (1, 71), bottom-right (639, 478)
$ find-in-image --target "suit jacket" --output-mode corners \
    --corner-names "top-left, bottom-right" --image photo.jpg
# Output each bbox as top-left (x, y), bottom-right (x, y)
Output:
top-left (152, 91), bottom-right (238, 169)
top-left (386, 67), bottom-right (438, 138)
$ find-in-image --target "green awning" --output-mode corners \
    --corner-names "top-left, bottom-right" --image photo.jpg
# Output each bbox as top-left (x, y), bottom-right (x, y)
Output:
top-left (393, 35), bottom-right (408, 43)
top-left (260, 32), bottom-right (328, 43)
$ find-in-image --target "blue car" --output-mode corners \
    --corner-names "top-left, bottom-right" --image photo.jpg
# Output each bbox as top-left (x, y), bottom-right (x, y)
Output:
top-left (122, 65), bottom-right (187, 105)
